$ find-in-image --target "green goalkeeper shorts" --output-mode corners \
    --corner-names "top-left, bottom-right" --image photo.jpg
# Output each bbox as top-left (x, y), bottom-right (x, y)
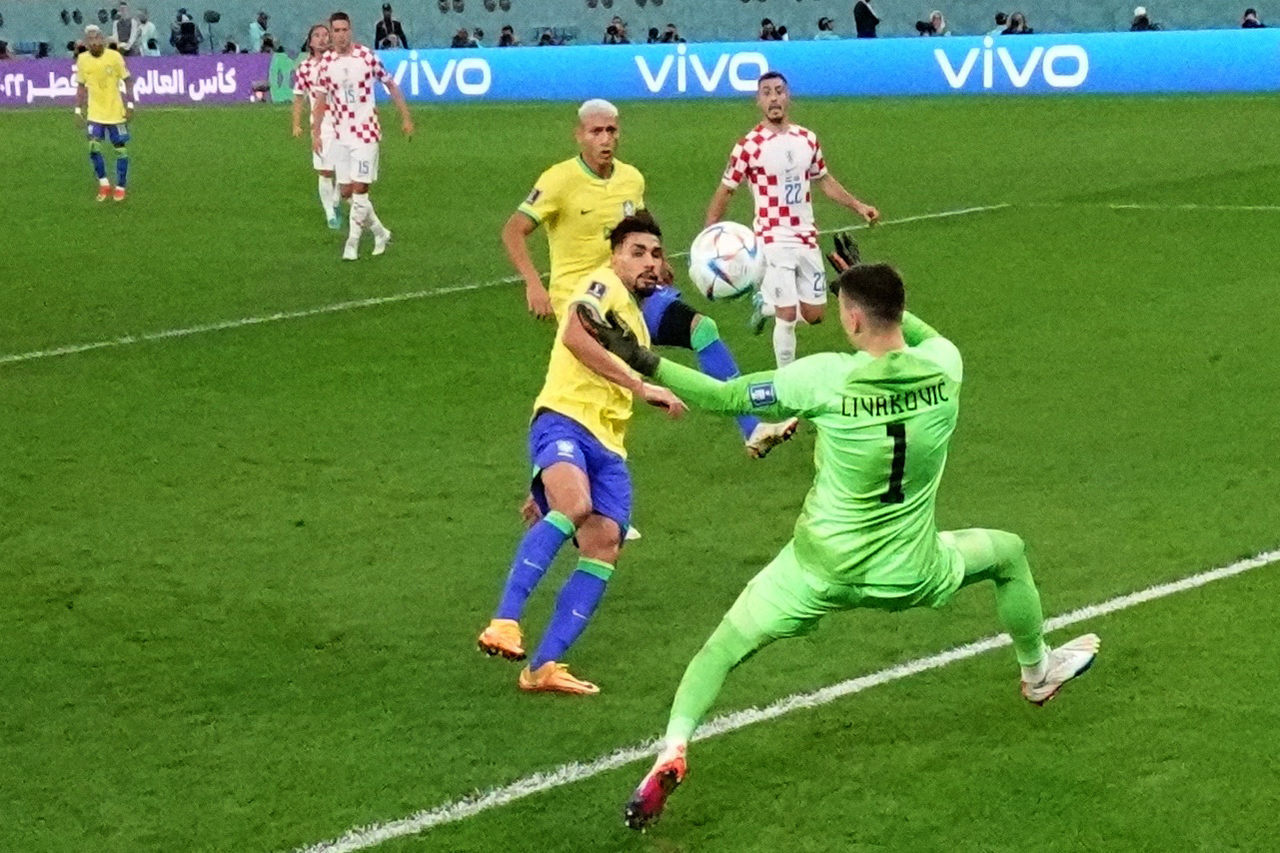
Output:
top-left (725, 537), bottom-right (965, 642)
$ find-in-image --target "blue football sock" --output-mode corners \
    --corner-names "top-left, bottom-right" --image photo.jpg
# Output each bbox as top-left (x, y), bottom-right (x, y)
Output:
top-left (494, 510), bottom-right (574, 620)
top-left (115, 147), bottom-right (128, 188)
top-left (529, 558), bottom-right (611, 669)
top-left (89, 149), bottom-right (106, 180)
top-left (693, 319), bottom-right (759, 440)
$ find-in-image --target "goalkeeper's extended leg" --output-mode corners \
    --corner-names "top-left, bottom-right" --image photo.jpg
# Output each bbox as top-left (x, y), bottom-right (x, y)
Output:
top-left (947, 528), bottom-right (1099, 705)
top-left (625, 616), bottom-right (765, 830)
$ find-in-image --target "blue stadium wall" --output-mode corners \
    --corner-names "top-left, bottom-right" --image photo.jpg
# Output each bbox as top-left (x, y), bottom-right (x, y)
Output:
top-left (0, 0), bottom-right (1265, 57)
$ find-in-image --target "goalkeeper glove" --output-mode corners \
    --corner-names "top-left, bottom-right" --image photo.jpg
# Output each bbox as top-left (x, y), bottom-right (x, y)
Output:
top-left (825, 232), bottom-right (862, 274)
top-left (575, 305), bottom-right (660, 377)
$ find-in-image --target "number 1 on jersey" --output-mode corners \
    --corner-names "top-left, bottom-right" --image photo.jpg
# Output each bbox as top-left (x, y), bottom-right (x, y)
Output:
top-left (881, 423), bottom-right (906, 504)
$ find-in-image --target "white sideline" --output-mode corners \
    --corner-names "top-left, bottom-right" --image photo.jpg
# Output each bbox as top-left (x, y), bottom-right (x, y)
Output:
top-left (294, 546), bottom-right (1280, 853)
top-left (1027, 201), bottom-right (1280, 213)
top-left (0, 204), bottom-right (1010, 368)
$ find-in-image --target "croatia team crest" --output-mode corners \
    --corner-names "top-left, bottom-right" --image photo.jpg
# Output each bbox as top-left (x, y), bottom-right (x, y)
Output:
top-left (622, 201), bottom-right (636, 216)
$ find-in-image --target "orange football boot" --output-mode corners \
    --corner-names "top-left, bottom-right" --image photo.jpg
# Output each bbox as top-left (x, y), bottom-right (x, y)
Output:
top-left (518, 661), bottom-right (599, 695)
top-left (477, 618), bottom-right (525, 661)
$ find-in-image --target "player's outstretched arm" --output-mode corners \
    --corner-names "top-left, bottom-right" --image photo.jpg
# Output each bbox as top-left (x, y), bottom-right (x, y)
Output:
top-left (704, 184), bottom-right (734, 227)
top-left (819, 173), bottom-right (879, 224)
top-left (901, 312), bottom-right (942, 344)
top-left (502, 213), bottom-right (552, 319)
top-left (566, 306), bottom-right (686, 418)
top-left (578, 306), bottom-right (794, 419)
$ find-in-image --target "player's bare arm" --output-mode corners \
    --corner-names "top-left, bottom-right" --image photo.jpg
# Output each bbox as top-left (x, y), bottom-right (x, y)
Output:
top-left (819, 173), bottom-right (879, 223)
top-left (74, 83), bottom-right (87, 125)
top-left (122, 75), bottom-right (135, 121)
top-left (564, 309), bottom-right (687, 418)
top-left (704, 184), bottom-right (735, 227)
top-left (291, 92), bottom-right (307, 137)
top-left (385, 80), bottom-right (414, 138)
top-left (502, 212), bottom-right (553, 319)
top-left (310, 93), bottom-right (328, 154)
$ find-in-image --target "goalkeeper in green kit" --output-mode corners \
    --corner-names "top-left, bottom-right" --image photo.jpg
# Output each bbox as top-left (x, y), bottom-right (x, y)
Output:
top-left (578, 236), bottom-right (1101, 830)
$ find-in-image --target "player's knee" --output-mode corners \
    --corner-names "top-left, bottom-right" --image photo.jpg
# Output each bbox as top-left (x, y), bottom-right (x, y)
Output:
top-left (581, 538), bottom-right (620, 565)
top-left (774, 304), bottom-right (799, 322)
top-left (800, 304), bottom-right (824, 325)
top-left (114, 145), bottom-right (128, 158)
top-left (554, 497), bottom-right (592, 528)
top-left (88, 140), bottom-right (102, 154)
top-left (987, 530), bottom-right (1027, 573)
top-left (689, 314), bottom-right (720, 351)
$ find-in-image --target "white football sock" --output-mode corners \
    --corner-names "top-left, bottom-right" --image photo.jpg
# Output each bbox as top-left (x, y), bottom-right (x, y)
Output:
top-left (349, 193), bottom-right (370, 240)
top-left (773, 318), bottom-right (797, 367)
top-left (1021, 654), bottom-right (1049, 684)
top-left (365, 197), bottom-right (388, 237)
top-left (317, 175), bottom-right (337, 219)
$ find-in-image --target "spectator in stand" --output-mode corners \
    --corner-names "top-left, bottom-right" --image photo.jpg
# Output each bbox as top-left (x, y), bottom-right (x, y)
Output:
top-left (135, 8), bottom-right (159, 56)
top-left (647, 26), bottom-right (661, 43)
top-left (376, 4), bottom-right (409, 48)
top-left (916, 10), bottom-right (950, 34)
top-left (222, 40), bottom-right (239, 53)
top-left (1130, 6), bottom-right (1161, 30)
top-left (989, 11), bottom-right (1008, 34)
top-left (854, 0), bottom-right (881, 37)
top-left (1242, 7), bottom-right (1266, 26)
top-left (249, 11), bottom-right (270, 52)
top-left (498, 24), bottom-right (521, 46)
top-left (0, 41), bottom-right (12, 60)
top-left (815, 16), bottom-right (841, 38)
top-left (777, 25), bottom-right (791, 40)
top-left (472, 28), bottom-right (485, 46)
top-left (603, 16), bottom-right (630, 44)
top-left (660, 23), bottom-right (685, 42)
top-left (171, 8), bottom-right (203, 54)
top-left (451, 27), bottom-right (473, 47)
top-left (537, 28), bottom-right (557, 46)
top-left (112, 3), bottom-right (141, 55)
top-left (1002, 11), bottom-right (1033, 33)
top-left (759, 18), bottom-right (781, 40)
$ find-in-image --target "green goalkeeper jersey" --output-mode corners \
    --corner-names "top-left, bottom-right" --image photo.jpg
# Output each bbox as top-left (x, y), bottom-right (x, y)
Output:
top-left (654, 313), bottom-right (962, 587)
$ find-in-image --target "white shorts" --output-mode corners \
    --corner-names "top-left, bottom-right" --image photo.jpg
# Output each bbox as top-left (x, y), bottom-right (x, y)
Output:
top-left (333, 140), bottom-right (380, 185)
top-left (760, 243), bottom-right (827, 308)
top-left (311, 130), bottom-right (336, 172)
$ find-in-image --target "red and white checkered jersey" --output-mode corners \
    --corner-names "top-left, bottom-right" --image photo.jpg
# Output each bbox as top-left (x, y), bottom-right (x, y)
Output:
top-left (312, 45), bottom-right (393, 145)
top-left (721, 123), bottom-right (828, 247)
top-left (293, 55), bottom-right (335, 138)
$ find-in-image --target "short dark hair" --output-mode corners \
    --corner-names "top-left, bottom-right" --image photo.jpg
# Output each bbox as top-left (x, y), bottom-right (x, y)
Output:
top-left (758, 70), bottom-right (788, 87)
top-left (833, 263), bottom-right (905, 326)
top-left (329, 11), bottom-right (350, 25)
top-left (609, 212), bottom-right (662, 251)
top-left (995, 11), bottom-right (1009, 24)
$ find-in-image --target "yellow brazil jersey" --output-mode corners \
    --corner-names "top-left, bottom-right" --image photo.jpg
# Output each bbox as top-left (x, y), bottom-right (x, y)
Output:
top-left (75, 49), bottom-right (130, 125)
top-left (516, 156), bottom-right (646, 319)
top-left (532, 266), bottom-right (651, 458)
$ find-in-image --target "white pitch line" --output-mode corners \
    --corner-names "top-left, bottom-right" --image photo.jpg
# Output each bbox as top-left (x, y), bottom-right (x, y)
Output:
top-left (295, 546), bottom-right (1280, 853)
top-left (0, 204), bottom-right (1010, 369)
top-left (1026, 201), bottom-right (1280, 213)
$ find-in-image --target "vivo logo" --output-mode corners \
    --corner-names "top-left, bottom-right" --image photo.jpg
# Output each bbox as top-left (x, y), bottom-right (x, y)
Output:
top-left (635, 44), bottom-right (767, 93)
top-left (935, 37), bottom-right (1089, 90)
top-left (393, 52), bottom-right (492, 96)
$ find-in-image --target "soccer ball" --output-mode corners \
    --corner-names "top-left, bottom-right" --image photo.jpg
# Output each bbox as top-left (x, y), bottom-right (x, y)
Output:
top-left (687, 221), bottom-right (765, 301)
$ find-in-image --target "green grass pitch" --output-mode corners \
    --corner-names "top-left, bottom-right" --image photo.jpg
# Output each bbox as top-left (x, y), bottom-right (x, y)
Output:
top-left (1, 94), bottom-right (1278, 852)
